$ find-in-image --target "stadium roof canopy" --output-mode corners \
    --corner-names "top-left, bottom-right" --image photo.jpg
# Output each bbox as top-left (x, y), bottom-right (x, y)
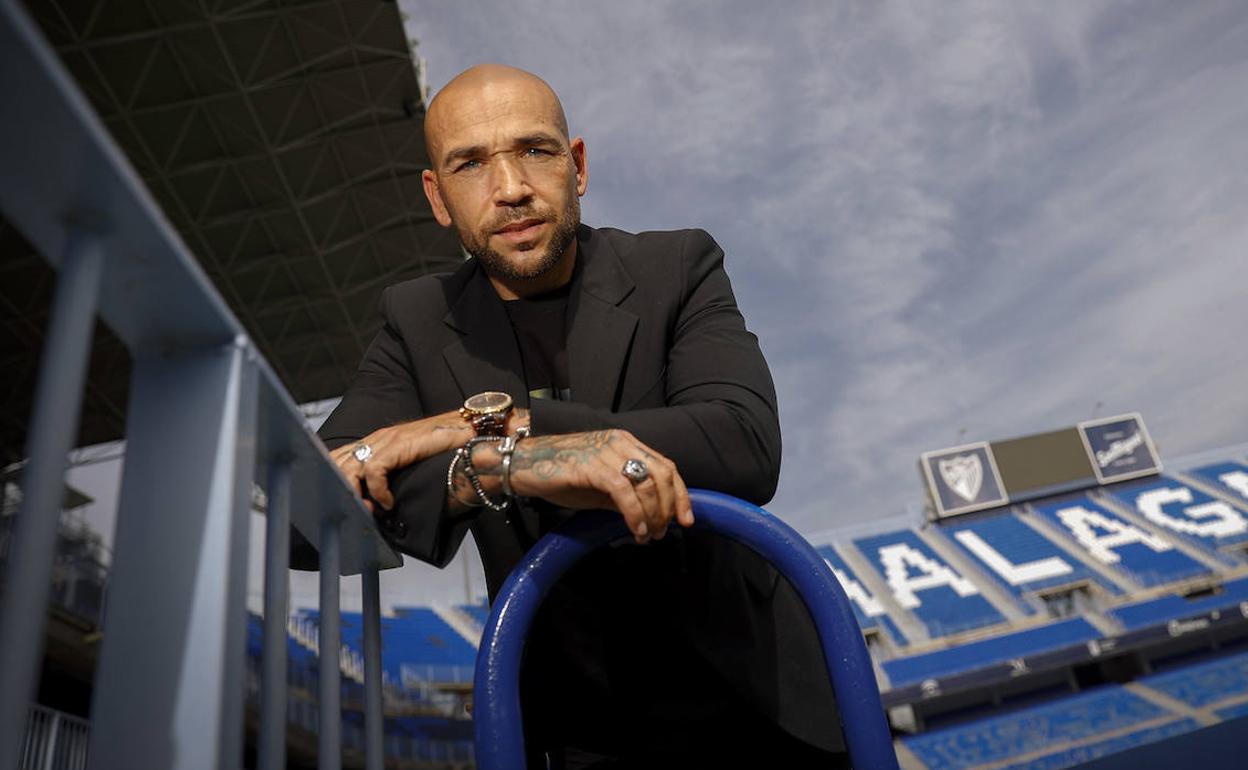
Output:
top-left (1, 0), bottom-right (462, 465)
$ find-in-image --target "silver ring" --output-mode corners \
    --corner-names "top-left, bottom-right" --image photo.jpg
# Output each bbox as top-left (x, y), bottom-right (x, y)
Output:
top-left (621, 458), bottom-right (649, 483)
top-left (352, 443), bottom-right (374, 463)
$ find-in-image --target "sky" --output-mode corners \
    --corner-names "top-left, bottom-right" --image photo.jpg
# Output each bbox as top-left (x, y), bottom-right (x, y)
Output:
top-left (61, 1), bottom-right (1248, 610)
top-left (403, 0), bottom-right (1248, 541)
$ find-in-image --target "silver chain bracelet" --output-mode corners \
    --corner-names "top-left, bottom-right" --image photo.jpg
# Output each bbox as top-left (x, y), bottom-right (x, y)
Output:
top-left (499, 426), bottom-right (530, 498)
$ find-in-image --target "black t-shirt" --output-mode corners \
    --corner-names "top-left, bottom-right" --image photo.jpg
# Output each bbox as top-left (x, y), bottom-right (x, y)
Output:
top-left (503, 284), bottom-right (572, 402)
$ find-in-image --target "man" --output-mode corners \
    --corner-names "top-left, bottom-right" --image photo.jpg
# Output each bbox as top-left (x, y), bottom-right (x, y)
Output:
top-left (310, 64), bottom-right (845, 768)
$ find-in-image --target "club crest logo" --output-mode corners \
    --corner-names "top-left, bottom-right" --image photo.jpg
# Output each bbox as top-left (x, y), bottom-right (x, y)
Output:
top-left (939, 454), bottom-right (983, 502)
top-left (922, 442), bottom-right (1006, 518)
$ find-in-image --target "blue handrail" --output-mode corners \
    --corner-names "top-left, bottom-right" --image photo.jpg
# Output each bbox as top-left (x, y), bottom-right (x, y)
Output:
top-left (473, 489), bottom-right (900, 769)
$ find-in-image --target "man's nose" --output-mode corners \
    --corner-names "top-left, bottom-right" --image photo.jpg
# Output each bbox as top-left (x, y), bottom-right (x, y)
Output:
top-left (492, 156), bottom-right (532, 205)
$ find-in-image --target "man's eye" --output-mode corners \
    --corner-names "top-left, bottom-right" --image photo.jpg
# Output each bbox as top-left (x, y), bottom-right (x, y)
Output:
top-left (455, 159), bottom-right (482, 172)
top-left (523, 147), bottom-right (549, 157)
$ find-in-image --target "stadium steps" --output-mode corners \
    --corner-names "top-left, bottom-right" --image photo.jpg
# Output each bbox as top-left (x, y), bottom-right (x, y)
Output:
top-left (993, 717), bottom-right (1199, 770)
top-left (900, 685), bottom-right (1174, 770)
top-left (434, 604), bottom-right (483, 649)
top-left (1014, 507), bottom-right (1140, 596)
top-left (1092, 489), bottom-right (1231, 575)
top-left (838, 538), bottom-right (932, 645)
top-left (1137, 647), bottom-right (1248, 711)
top-left (1122, 682), bottom-right (1219, 727)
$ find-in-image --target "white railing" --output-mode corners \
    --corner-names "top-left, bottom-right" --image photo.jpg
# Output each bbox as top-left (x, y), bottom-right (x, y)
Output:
top-left (18, 705), bottom-right (90, 770)
top-left (0, 3), bottom-right (402, 770)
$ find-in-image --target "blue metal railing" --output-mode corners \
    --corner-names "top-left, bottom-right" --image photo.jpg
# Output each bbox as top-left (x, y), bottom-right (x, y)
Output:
top-left (473, 489), bottom-right (900, 769)
top-left (0, 3), bottom-right (400, 769)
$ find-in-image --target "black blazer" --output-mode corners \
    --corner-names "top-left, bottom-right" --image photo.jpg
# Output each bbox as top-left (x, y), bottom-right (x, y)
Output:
top-left (310, 224), bottom-right (842, 753)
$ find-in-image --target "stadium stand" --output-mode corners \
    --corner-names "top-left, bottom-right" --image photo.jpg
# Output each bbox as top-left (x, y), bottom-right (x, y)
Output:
top-left (1185, 461), bottom-right (1248, 509)
top-left (1107, 575), bottom-right (1248, 630)
top-left (1138, 647), bottom-right (1248, 708)
top-left (941, 511), bottom-right (1122, 612)
top-left (854, 529), bottom-right (1009, 638)
top-left (1103, 477), bottom-right (1248, 553)
top-left (1029, 496), bottom-right (1211, 587)
top-left (458, 602), bottom-right (492, 631)
top-left (901, 685), bottom-right (1175, 769)
top-left (883, 618), bottom-right (1101, 687)
top-left (817, 544), bottom-right (910, 646)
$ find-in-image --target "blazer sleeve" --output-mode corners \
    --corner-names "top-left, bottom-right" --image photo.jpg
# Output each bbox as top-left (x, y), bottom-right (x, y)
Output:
top-left (528, 229), bottom-right (782, 505)
top-left (290, 287), bottom-right (474, 571)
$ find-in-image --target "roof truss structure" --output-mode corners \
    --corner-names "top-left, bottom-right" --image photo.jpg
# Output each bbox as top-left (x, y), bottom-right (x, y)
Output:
top-left (2, 0), bottom-right (462, 463)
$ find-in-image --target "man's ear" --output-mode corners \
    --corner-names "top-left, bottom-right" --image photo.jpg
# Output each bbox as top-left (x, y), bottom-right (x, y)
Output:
top-left (422, 169), bottom-right (454, 227)
top-left (570, 137), bottom-right (589, 196)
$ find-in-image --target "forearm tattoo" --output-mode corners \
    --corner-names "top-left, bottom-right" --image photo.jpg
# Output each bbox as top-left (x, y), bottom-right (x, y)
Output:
top-left (509, 431), bottom-right (614, 480)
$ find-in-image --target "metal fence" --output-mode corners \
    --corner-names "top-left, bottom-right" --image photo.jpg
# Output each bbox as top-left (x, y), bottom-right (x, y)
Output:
top-left (18, 706), bottom-right (90, 770)
top-left (0, 2), bottom-right (401, 769)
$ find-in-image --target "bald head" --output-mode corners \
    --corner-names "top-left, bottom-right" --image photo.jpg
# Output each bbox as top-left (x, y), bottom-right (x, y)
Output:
top-left (418, 64), bottom-right (588, 299)
top-left (425, 64), bottom-right (569, 168)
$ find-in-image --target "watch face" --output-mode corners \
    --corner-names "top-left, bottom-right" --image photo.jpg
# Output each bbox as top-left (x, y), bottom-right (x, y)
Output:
top-left (464, 391), bottom-right (512, 414)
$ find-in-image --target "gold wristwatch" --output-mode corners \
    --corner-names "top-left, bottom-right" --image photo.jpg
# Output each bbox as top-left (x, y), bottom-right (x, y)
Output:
top-left (460, 391), bottom-right (513, 437)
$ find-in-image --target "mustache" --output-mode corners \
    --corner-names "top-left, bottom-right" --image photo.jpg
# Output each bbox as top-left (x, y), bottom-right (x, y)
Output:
top-left (488, 209), bottom-right (549, 232)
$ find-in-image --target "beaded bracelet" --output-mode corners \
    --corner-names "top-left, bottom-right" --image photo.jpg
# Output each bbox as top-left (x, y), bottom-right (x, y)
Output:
top-left (448, 436), bottom-right (510, 511)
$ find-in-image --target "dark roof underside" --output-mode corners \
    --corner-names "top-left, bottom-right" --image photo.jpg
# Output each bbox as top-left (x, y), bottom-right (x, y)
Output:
top-left (2, 0), bottom-right (462, 465)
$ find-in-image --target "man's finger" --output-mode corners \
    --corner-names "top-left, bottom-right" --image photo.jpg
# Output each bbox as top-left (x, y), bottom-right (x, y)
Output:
top-left (605, 475), bottom-right (649, 544)
top-left (362, 470), bottom-right (395, 511)
top-left (670, 462), bottom-right (694, 527)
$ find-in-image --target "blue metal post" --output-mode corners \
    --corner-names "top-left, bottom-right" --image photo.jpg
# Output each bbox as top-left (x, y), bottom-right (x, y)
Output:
top-left (361, 565), bottom-right (385, 770)
top-left (86, 342), bottom-right (258, 770)
top-left (260, 459), bottom-right (292, 770)
top-left (0, 234), bottom-right (102, 770)
top-left (473, 490), bottom-right (900, 770)
top-left (319, 517), bottom-right (342, 770)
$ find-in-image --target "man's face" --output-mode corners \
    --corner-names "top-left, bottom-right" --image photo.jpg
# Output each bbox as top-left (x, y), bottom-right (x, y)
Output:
top-left (422, 77), bottom-right (588, 284)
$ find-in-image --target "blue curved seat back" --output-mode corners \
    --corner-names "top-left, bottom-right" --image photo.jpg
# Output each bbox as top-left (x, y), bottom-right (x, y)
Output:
top-left (472, 489), bottom-right (900, 769)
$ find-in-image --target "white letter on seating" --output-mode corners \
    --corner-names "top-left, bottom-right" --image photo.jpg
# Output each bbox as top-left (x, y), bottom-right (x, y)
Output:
top-left (1219, 470), bottom-right (1248, 500)
top-left (1136, 487), bottom-right (1247, 539)
top-left (826, 562), bottom-right (886, 617)
top-left (953, 530), bottom-right (1073, 585)
top-left (877, 543), bottom-right (979, 609)
top-left (1055, 505), bottom-right (1172, 563)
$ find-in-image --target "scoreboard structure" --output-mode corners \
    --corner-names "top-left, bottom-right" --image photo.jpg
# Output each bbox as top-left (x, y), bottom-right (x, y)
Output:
top-left (920, 414), bottom-right (1162, 520)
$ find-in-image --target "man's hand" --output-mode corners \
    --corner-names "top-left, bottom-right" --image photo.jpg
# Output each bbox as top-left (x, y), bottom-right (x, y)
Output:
top-left (505, 429), bottom-right (694, 543)
top-left (330, 409), bottom-right (531, 512)
top-left (329, 412), bottom-right (471, 512)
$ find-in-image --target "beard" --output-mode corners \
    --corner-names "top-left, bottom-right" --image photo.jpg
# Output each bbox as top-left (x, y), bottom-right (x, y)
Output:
top-left (459, 195), bottom-right (580, 283)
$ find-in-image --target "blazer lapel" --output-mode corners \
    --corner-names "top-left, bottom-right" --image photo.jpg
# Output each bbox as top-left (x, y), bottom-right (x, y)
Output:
top-left (566, 227), bottom-right (639, 409)
top-left (441, 263), bottom-right (529, 406)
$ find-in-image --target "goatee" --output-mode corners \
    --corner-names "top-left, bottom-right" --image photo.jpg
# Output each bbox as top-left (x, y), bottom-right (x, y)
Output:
top-left (462, 198), bottom-right (580, 282)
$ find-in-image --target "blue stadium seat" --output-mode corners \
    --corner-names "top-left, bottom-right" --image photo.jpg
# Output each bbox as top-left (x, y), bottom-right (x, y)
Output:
top-left (941, 511), bottom-right (1120, 611)
top-left (816, 544), bottom-right (909, 645)
top-left (902, 686), bottom-right (1173, 770)
top-left (1030, 496), bottom-right (1209, 588)
top-left (882, 618), bottom-right (1100, 687)
top-left (302, 607), bottom-right (478, 687)
top-left (854, 529), bottom-right (1007, 638)
top-left (1139, 647), bottom-right (1248, 708)
top-left (1104, 477), bottom-right (1248, 553)
top-left (1214, 701), bottom-right (1248, 720)
top-left (997, 718), bottom-right (1199, 770)
top-left (1186, 461), bottom-right (1248, 509)
top-left (1107, 576), bottom-right (1248, 630)
top-left (458, 602), bottom-right (491, 630)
